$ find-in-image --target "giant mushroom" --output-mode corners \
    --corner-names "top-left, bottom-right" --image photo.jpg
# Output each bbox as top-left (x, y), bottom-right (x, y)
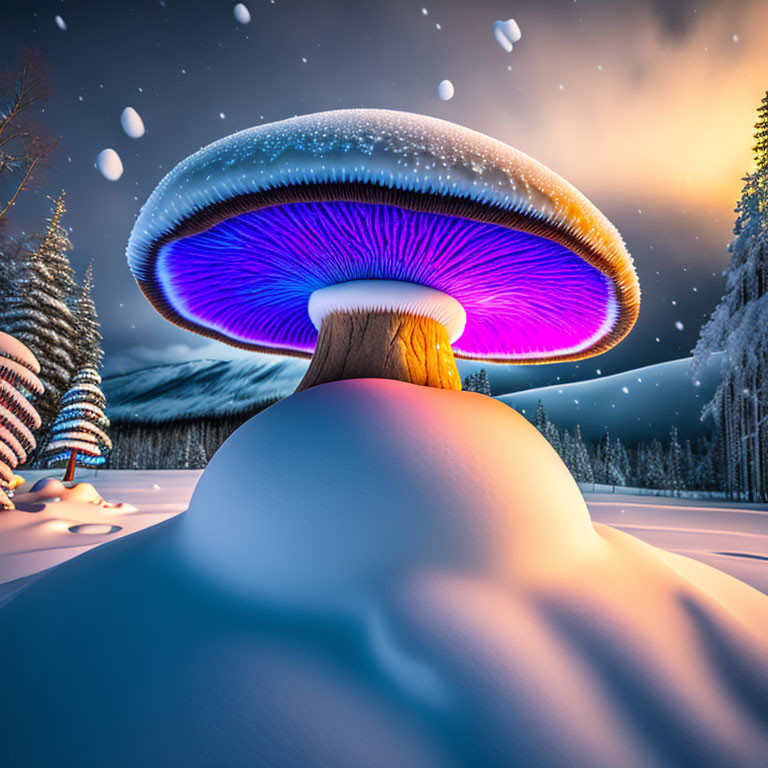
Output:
top-left (4, 112), bottom-right (768, 768)
top-left (127, 109), bottom-right (639, 391)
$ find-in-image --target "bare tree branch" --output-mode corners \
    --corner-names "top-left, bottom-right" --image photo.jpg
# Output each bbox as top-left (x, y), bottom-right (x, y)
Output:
top-left (0, 49), bottom-right (58, 222)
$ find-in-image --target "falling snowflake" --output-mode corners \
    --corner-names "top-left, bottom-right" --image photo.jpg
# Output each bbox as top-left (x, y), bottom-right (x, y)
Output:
top-left (437, 79), bottom-right (454, 101)
top-left (233, 3), bottom-right (251, 24)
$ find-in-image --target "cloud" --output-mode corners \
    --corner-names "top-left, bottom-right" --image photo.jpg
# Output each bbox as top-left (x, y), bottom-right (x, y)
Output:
top-left (467, 0), bottom-right (768, 213)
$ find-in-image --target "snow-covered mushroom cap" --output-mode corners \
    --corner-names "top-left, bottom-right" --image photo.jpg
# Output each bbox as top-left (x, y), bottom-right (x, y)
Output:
top-left (127, 108), bottom-right (639, 363)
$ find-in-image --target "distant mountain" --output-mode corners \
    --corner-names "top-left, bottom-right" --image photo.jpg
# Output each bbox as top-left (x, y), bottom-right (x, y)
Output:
top-left (499, 355), bottom-right (722, 443)
top-left (104, 354), bottom-right (722, 444)
top-left (104, 357), bottom-right (305, 423)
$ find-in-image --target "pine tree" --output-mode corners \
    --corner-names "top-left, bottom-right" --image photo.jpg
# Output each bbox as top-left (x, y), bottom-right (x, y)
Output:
top-left (535, 400), bottom-right (548, 434)
top-left (666, 426), bottom-right (684, 494)
top-left (599, 431), bottom-right (626, 486)
top-left (543, 420), bottom-right (562, 457)
top-left (642, 439), bottom-right (668, 490)
top-left (532, 400), bottom-right (563, 456)
top-left (463, 369), bottom-right (492, 395)
top-left (42, 366), bottom-right (112, 469)
top-left (572, 425), bottom-right (594, 483)
top-left (682, 439), bottom-right (696, 490)
top-left (692, 91), bottom-right (768, 501)
top-left (0, 193), bottom-right (78, 443)
top-left (614, 437), bottom-right (631, 487)
top-left (72, 262), bottom-right (103, 371)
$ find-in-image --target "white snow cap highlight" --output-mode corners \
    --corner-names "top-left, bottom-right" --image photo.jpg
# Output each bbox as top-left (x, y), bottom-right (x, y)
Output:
top-left (308, 280), bottom-right (466, 343)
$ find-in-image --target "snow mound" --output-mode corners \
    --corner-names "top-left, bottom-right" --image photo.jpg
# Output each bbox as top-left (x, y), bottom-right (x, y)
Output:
top-left (0, 479), bottom-right (137, 582)
top-left (499, 354), bottom-right (723, 443)
top-left (0, 380), bottom-right (767, 767)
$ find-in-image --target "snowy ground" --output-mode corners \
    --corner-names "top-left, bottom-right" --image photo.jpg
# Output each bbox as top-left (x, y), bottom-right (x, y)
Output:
top-left (0, 470), bottom-right (198, 606)
top-left (1, 470), bottom-right (766, 602)
top-left (2, 386), bottom-right (767, 766)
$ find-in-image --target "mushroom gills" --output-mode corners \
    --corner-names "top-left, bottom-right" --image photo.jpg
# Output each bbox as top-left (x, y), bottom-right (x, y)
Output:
top-left (298, 280), bottom-right (465, 392)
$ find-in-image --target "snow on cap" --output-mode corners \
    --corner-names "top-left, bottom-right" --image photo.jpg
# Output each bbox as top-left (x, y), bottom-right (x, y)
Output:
top-left (127, 108), bottom-right (640, 363)
top-left (309, 280), bottom-right (466, 343)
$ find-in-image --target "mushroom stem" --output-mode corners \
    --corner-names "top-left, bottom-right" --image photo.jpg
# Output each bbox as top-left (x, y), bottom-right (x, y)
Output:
top-left (297, 310), bottom-right (461, 392)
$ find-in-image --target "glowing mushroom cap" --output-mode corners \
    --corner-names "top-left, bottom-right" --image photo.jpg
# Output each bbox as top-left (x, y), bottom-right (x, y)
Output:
top-left (127, 109), bottom-right (639, 363)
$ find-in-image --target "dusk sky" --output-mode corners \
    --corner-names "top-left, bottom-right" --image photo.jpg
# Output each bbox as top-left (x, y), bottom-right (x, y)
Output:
top-left (2, 0), bottom-right (768, 390)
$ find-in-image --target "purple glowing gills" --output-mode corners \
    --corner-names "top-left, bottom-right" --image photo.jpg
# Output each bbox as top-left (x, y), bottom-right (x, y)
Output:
top-left (158, 200), bottom-right (618, 361)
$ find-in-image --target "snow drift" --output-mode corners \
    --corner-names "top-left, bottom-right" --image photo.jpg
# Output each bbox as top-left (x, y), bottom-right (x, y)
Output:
top-left (0, 380), bottom-right (766, 767)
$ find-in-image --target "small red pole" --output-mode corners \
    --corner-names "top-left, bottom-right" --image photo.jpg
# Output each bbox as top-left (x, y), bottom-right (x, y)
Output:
top-left (63, 448), bottom-right (77, 483)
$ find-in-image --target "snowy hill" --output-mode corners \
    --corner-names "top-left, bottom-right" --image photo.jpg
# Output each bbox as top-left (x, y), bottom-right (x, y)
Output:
top-left (499, 355), bottom-right (722, 443)
top-left (104, 353), bottom-right (722, 444)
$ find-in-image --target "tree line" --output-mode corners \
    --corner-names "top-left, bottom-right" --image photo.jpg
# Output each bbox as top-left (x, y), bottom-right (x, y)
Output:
top-left (0, 52), bottom-right (110, 468)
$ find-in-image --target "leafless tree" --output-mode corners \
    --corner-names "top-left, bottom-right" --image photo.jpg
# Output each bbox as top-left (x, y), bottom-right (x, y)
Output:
top-left (0, 50), bottom-right (58, 221)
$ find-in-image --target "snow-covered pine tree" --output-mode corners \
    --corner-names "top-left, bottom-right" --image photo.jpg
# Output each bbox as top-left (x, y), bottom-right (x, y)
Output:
top-left (692, 91), bottom-right (768, 501)
top-left (0, 193), bottom-right (78, 442)
top-left (666, 426), bottom-right (684, 495)
top-left (641, 439), bottom-right (668, 490)
top-left (0, 235), bottom-right (35, 309)
top-left (694, 434), bottom-right (723, 492)
top-left (599, 431), bottom-right (626, 487)
top-left (463, 368), bottom-right (492, 395)
top-left (72, 261), bottom-right (103, 371)
top-left (543, 419), bottom-right (562, 458)
top-left (532, 399), bottom-right (563, 456)
top-left (682, 439), bottom-right (696, 490)
top-left (614, 437), bottom-right (632, 487)
top-left (42, 366), bottom-right (112, 469)
top-left (572, 425), bottom-right (594, 483)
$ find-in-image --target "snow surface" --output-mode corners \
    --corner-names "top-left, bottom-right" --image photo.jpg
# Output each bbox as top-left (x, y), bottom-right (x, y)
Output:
top-left (2, 472), bottom-right (766, 600)
top-left (1, 380), bottom-right (766, 767)
top-left (308, 280), bottom-right (467, 343)
top-left (0, 470), bottom-right (191, 596)
top-left (500, 354), bottom-right (723, 443)
top-left (126, 109), bottom-right (632, 291)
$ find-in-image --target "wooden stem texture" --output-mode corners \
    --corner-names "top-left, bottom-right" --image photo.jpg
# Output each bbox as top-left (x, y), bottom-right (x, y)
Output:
top-left (297, 311), bottom-right (461, 392)
top-left (63, 449), bottom-right (76, 483)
